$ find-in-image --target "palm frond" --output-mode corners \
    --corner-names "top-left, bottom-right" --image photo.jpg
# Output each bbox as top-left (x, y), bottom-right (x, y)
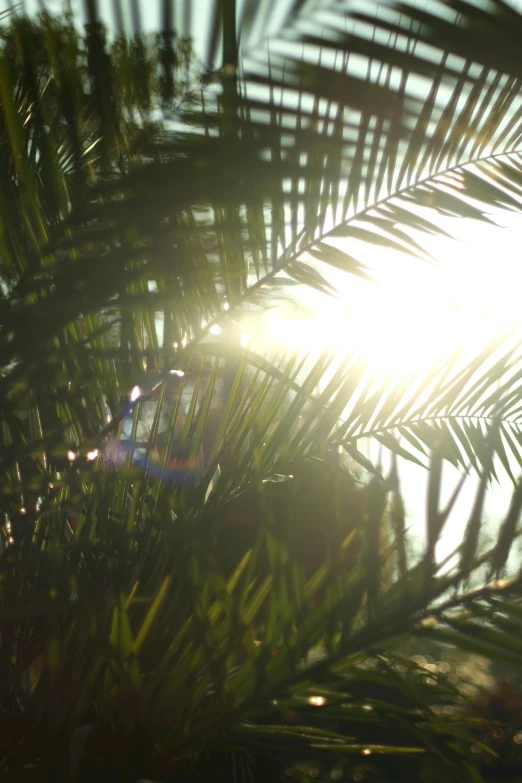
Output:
top-left (5, 3), bottom-right (522, 780)
top-left (4, 0), bottom-right (519, 481)
top-left (4, 436), bottom-right (522, 780)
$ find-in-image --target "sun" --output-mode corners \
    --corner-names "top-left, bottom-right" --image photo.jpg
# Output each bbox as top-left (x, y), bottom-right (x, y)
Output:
top-left (246, 269), bottom-right (493, 377)
top-left (245, 208), bottom-right (522, 379)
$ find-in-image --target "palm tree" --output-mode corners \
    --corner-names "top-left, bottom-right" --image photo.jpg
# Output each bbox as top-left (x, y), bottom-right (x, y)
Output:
top-left (3, 1), bottom-right (522, 780)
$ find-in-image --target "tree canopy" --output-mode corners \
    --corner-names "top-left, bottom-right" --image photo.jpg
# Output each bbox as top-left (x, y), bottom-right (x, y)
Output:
top-left (3, 2), bottom-right (522, 781)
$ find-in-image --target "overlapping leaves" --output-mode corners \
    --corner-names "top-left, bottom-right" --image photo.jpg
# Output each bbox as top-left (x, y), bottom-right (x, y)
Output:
top-left (3, 0), bottom-right (522, 494)
top-left (4, 1), bottom-right (522, 781)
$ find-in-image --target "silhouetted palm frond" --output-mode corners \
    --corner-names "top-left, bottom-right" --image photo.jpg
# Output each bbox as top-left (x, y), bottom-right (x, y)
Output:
top-left (4, 2), bottom-right (522, 781)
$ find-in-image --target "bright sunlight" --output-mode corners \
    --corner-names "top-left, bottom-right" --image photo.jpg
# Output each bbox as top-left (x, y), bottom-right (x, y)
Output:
top-left (247, 208), bottom-right (522, 374)
top-left (240, 205), bottom-right (522, 564)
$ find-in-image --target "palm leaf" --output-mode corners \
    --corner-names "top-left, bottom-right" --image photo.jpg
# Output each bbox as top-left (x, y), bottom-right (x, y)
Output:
top-left (5, 2), bottom-right (522, 781)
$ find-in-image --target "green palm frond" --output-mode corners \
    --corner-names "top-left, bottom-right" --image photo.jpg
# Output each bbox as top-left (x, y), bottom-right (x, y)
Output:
top-left (3, 0), bottom-right (522, 531)
top-left (3, 0), bottom-right (520, 482)
top-left (5, 2), bottom-right (522, 780)
top-left (4, 438), bottom-right (522, 780)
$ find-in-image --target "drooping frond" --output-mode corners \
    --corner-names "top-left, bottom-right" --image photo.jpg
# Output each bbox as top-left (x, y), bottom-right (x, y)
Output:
top-left (4, 0), bottom-right (522, 506)
top-left (6, 5), bottom-right (522, 779)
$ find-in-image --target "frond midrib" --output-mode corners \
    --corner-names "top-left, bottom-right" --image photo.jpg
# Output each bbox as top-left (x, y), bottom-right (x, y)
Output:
top-left (342, 411), bottom-right (522, 445)
top-left (277, 144), bottom-right (522, 274)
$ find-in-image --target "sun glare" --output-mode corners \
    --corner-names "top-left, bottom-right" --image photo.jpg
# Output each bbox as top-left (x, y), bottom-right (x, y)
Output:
top-left (248, 210), bottom-right (522, 376)
top-left (249, 272), bottom-right (502, 375)
top-left (241, 209), bottom-right (522, 562)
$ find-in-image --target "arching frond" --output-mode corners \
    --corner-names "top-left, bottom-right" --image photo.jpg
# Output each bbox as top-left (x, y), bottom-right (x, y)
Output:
top-left (5, 6), bottom-right (522, 777)
top-left (4, 0), bottom-right (522, 505)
